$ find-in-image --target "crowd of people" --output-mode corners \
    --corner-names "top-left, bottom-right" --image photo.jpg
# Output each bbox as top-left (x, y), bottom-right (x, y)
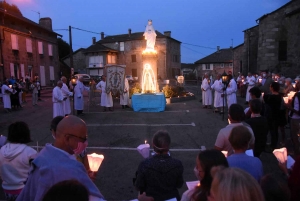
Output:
top-left (0, 74), bottom-right (42, 113)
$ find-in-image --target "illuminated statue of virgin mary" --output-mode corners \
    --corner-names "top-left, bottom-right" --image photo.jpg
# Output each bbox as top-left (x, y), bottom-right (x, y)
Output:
top-left (143, 20), bottom-right (157, 51)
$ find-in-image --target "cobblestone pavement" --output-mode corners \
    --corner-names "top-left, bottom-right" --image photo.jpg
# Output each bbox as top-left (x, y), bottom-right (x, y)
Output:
top-left (0, 85), bottom-right (289, 200)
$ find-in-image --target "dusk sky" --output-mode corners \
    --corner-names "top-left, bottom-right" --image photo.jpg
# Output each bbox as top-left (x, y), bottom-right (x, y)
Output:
top-left (7, 0), bottom-right (290, 63)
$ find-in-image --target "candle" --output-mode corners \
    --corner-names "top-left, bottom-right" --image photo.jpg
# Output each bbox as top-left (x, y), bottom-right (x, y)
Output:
top-left (258, 79), bottom-right (262, 83)
top-left (9, 85), bottom-right (12, 88)
top-left (87, 153), bottom-right (104, 172)
top-left (283, 97), bottom-right (289, 104)
top-left (293, 83), bottom-right (296, 88)
top-left (145, 140), bottom-right (147, 144)
top-left (262, 92), bottom-right (264, 97)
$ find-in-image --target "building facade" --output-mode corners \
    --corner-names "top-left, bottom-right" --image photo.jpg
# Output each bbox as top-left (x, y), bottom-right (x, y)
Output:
top-left (0, 11), bottom-right (60, 86)
top-left (62, 48), bottom-right (86, 75)
top-left (256, 0), bottom-right (300, 77)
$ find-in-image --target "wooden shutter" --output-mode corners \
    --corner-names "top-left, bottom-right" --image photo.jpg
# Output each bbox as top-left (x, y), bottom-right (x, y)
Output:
top-left (48, 44), bottom-right (53, 56)
top-left (210, 64), bottom-right (213, 70)
top-left (26, 38), bottom-right (32, 53)
top-left (120, 42), bottom-right (124, 51)
top-left (11, 34), bottom-right (18, 50)
top-left (49, 66), bottom-right (54, 80)
top-left (20, 64), bottom-right (25, 78)
top-left (10, 63), bottom-right (14, 76)
top-left (38, 41), bottom-right (43, 54)
top-left (99, 56), bottom-right (103, 67)
top-left (202, 64), bottom-right (205, 70)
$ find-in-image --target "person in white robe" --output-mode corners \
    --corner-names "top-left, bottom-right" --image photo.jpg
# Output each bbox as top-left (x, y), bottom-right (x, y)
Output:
top-left (245, 72), bottom-right (256, 103)
top-left (31, 79), bottom-right (39, 106)
top-left (61, 76), bottom-right (73, 116)
top-left (96, 75), bottom-right (113, 112)
top-left (52, 81), bottom-right (66, 118)
top-left (120, 78), bottom-right (129, 109)
top-left (74, 77), bottom-right (90, 115)
top-left (211, 74), bottom-right (225, 113)
top-left (1, 80), bottom-right (13, 112)
top-left (201, 73), bottom-right (212, 109)
top-left (226, 74), bottom-right (237, 109)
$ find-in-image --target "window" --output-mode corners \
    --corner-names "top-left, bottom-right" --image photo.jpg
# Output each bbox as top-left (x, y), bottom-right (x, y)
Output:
top-left (278, 41), bottom-right (287, 61)
top-left (132, 69), bottom-right (137, 77)
top-left (26, 38), bottom-right (32, 53)
top-left (205, 64), bottom-right (210, 70)
top-left (131, 54), bottom-right (136, 63)
top-left (49, 66), bottom-right (54, 80)
top-left (172, 55), bottom-right (179, 62)
top-left (120, 42), bottom-right (124, 51)
top-left (38, 41), bottom-right (43, 54)
top-left (11, 34), bottom-right (18, 50)
top-left (48, 44), bottom-right (53, 56)
top-left (89, 56), bottom-right (103, 67)
top-left (107, 54), bottom-right (116, 64)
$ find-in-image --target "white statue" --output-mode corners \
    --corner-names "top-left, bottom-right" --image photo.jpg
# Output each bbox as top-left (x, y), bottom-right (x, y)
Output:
top-left (143, 20), bottom-right (157, 51)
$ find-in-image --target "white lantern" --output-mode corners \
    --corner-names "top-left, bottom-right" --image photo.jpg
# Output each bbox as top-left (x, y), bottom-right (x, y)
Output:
top-left (258, 78), bottom-right (262, 83)
top-left (273, 147), bottom-right (287, 164)
top-left (137, 143), bottom-right (150, 158)
top-left (221, 151), bottom-right (228, 158)
top-left (283, 97), bottom-right (289, 104)
top-left (87, 153), bottom-right (104, 172)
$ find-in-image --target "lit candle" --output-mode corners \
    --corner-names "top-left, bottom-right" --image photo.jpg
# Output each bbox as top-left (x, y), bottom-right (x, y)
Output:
top-left (9, 85), bottom-right (12, 88)
top-left (283, 97), bottom-right (289, 104)
top-left (262, 92), bottom-right (264, 97)
top-left (87, 153), bottom-right (104, 172)
top-left (258, 79), bottom-right (262, 83)
top-left (293, 83), bottom-right (296, 88)
top-left (145, 140), bottom-right (147, 144)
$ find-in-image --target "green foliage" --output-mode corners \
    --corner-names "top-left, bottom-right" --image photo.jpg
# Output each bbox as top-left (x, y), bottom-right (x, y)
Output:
top-left (129, 83), bottom-right (142, 97)
top-left (163, 85), bottom-right (185, 98)
top-left (0, 2), bottom-right (22, 16)
top-left (58, 38), bottom-right (71, 59)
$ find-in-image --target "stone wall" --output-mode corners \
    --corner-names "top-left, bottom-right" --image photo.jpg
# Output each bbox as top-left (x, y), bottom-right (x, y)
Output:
top-left (233, 44), bottom-right (244, 76)
top-left (257, 0), bottom-right (300, 77)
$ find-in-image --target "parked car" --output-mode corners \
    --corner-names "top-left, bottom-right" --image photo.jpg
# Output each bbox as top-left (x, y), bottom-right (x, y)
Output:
top-left (74, 74), bottom-right (91, 85)
top-left (90, 75), bottom-right (102, 83)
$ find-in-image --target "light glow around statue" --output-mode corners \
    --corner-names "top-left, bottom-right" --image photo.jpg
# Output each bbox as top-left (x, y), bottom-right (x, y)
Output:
top-left (142, 63), bottom-right (156, 93)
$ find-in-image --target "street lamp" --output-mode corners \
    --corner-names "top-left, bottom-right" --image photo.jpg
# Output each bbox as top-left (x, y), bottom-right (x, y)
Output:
top-left (71, 76), bottom-right (77, 115)
top-left (221, 71), bottom-right (228, 121)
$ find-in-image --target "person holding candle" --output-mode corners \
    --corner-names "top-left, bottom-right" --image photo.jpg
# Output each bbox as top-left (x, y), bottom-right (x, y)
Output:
top-left (245, 72), bottom-right (256, 104)
top-left (1, 80), bottom-right (14, 113)
top-left (226, 74), bottom-right (237, 109)
top-left (134, 130), bottom-right (184, 201)
top-left (211, 74), bottom-right (224, 113)
top-left (16, 115), bottom-right (104, 201)
top-left (201, 73), bottom-right (212, 109)
top-left (258, 71), bottom-right (272, 94)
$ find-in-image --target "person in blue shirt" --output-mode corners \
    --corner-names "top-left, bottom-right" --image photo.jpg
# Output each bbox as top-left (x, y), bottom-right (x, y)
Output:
top-left (227, 125), bottom-right (263, 182)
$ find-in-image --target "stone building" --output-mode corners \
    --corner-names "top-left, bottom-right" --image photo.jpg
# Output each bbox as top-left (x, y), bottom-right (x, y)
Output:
top-left (0, 10), bottom-right (60, 85)
top-left (62, 48), bottom-right (86, 75)
top-left (95, 29), bottom-right (181, 80)
top-left (242, 26), bottom-right (259, 75)
top-left (249, 0), bottom-right (300, 77)
top-left (233, 43), bottom-right (244, 75)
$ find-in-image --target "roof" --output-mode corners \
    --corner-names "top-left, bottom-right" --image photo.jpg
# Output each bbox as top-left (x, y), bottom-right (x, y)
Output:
top-left (256, 0), bottom-right (295, 22)
top-left (83, 43), bottom-right (118, 54)
top-left (0, 10), bottom-right (61, 37)
top-left (98, 31), bottom-right (181, 44)
top-left (194, 48), bottom-right (233, 64)
top-left (181, 63), bottom-right (198, 70)
top-left (242, 25), bottom-right (259, 32)
top-left (61, 48), bottom-right (86, 60)
top-left (233, 43), bottom-right (244, 49)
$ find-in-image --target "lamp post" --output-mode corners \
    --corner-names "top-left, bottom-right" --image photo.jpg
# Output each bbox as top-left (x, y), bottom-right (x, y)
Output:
top-left (221, 71), bottom-right (228, 121)
top-left (71, 77), bottom-right (77, 115)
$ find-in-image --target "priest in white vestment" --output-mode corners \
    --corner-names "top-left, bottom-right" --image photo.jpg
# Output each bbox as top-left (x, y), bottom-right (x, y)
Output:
top-left (226, 74), bottom-right (237, 109)
top-left (96, 75), bottom-right (113, 112)
top-left (211, 74), bottom-right (225, 113)
top-left (61, 76), bottom-right (73, 116)
top-left (74, 77), bottom-right (90, 115)
top-left (201, 73), bottom-right (212, 109)
top-left (245, 72), bottom-right (256, 103)
top-left (52, 81), bottom-right (66, 118)
top-left (120, 78), bottom-right (129, 109)
top-left (1, 80), bottom-right (13, 112)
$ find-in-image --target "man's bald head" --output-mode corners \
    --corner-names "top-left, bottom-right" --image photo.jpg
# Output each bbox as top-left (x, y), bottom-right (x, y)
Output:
top-left (61, 76), bottom-right (67, 83)
top-left (57, 81), bottom-right (63, 88)
top-left (56, 115), bottom-right (86, 137)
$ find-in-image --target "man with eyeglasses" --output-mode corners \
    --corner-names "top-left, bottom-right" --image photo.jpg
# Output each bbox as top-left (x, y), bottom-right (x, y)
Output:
top-left (17, 115), bottom-right (104, 201)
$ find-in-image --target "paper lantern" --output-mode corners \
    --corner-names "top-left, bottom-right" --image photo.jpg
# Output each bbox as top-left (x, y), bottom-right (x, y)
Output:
top-left (283, 97), bottom-right (289, 104)
top-left (273, 147), bottom-right (287, 164)
top-left (137, 144), bottom-right (150, 158)
top-left (87, 153), bottom-right (104, 172)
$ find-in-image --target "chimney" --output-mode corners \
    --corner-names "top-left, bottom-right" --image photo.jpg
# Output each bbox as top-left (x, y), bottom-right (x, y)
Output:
top-left (39, 17), bottom-right (52, 31)
top-left (92, 37), bottom-right (96, 44)
top-left (217, 46), bottom-right (220, 52)
top-left (164, 31), bottom-right (171, 37)
top-left (128, 29), bottom-right (131, 37)
top-left (101, 32), bottom-right (104, 40)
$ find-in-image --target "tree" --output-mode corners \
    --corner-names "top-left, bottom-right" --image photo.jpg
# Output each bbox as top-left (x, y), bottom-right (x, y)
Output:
top-left (57, 38), bottom-right (71, 59)
top-left (0, 2), bottom-right (22, 16)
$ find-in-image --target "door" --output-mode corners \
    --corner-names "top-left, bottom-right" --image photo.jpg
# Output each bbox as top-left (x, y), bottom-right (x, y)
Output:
top-left (40, 66), bottom-right (46, 86)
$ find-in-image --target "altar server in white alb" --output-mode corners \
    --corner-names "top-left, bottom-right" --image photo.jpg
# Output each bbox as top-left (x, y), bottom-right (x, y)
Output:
top-left (61, 76), bottom-right (73, 116)
top-left (1, 80), bottom-right (14, 113)
top-left (211, 74), bottom-right (225, 113)
top-left (226, 74), bottom-right (237, 109)
top-left (52, 81), bottom-right (66, 118)
top-left (96, 75), bottom-right (113, 112)
top-left (74, 76), bottom-right (90, 116)
top-left (245, 72), bottom-right (256, 104)
top-left (120, 78), bottom-right (129, 109)
top-left (201, 73), bottom-right (212, 109)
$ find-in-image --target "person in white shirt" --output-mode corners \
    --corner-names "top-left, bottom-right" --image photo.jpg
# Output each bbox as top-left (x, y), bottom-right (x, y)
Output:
top-left (201, 73), bottom-right (212, 109)
top-left (96, 75), bottom-right (113, 112)
top-left (226, 74), bottom-right (237, 109)
top-left (245, 72), bottom-right (256, 104)
top-left (52, 81), bottom-right (66, 118)
top-left (61, 77), bottom-right (73, 116)
top-left (74, 77), bottom-right (90, 116)
top-left (120, 78), bottom-right (129, 109)
top-left (1, 80), bottom-right (14, 113)
top-left (211, 74), bottom-right (224, 113)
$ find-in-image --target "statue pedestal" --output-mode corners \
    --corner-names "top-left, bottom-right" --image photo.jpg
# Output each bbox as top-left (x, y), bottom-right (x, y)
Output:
top-left (142, 52), bottom-right (158, 93)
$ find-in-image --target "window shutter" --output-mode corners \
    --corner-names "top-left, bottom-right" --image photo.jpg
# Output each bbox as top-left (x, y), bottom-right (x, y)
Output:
top-left (20, 64), bottom-right (25, 78)
top-left (202, 64), bottom-right (205, 70)
top-left (120, 42), bottom-right (124, 51)
top-left (48, 44), bottom-right (53, 56)
top-left (89, 56), bottom-right (94, 67)
top-left (26, 38), bottom-right (32, 53)
top-left (99, 56), bottom-right (103, 67)
top-left (210, 64), bottom-right (213, 70)
top-left (11, 34), bottom-right (18, 50)
top-left (38, 42), bottom-right (43, 54)
top-left (10, 63), bottom-right (14, 76)
top-left (49, 66), bottom-right (54, 80)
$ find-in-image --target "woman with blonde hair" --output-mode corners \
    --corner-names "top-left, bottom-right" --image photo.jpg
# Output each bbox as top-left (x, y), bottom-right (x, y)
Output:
top-left (208, 167), bottom-right (265, 201)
